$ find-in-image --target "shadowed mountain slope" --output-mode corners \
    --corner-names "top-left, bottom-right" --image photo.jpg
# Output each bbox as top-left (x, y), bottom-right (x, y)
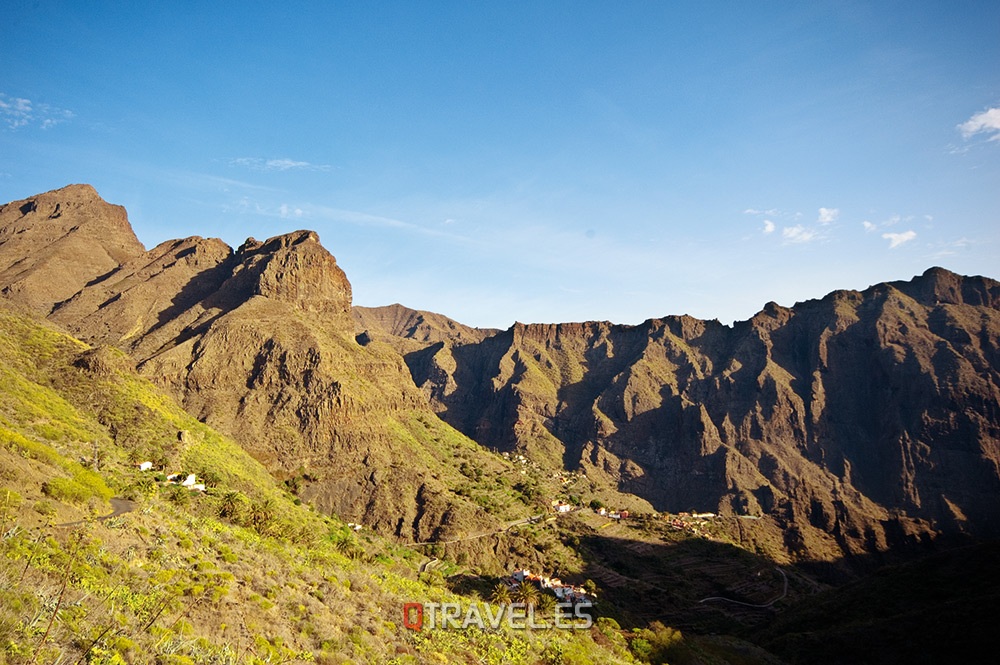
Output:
top-left (375, 270), bottom-right (1000, 562)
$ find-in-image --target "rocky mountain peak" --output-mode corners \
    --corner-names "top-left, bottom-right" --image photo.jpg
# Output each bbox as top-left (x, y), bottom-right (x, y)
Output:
top-left (352, 303), bottom-right (500, 346)
top-left (889, 266), bottom-right (1000, 308)
top-left (241, 229), bottom-right (320, 254)
top-left (0, 184), bottom-right (145, 313)
top-left (229, 229), bottom-right (351, 316)
top-left (0, 185), bottom-right (502, 544)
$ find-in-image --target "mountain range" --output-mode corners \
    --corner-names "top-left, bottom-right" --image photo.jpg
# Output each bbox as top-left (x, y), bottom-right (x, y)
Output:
top-left (2, 184), bottom-right (999, 569)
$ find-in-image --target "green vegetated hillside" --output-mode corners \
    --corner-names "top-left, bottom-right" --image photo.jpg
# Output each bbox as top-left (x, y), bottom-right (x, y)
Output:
top-left (0, 308), bottom-right (788, 664)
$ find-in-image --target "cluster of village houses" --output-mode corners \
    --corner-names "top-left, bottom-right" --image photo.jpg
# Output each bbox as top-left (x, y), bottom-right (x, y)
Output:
top-left (551, 499), bottom-right (575, 513)
top-left (137, 461), bottom-right (207, 492)
top-left (502, 451), bottom-right (539, 476)
top-left (506, 568), bottom-right (594, 606)
top-left (667, 511), bottom-right (716, 536)
top-left (550, 494), bottom-right (722, 538)
top-left (549, 469), bottom-right (586, 486)
top-left (594, 506), bottom-right (630, 520)
top-left (550, 499), bottom-right (632, 520)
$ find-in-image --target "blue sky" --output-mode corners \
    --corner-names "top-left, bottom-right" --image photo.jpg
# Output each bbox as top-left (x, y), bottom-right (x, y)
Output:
top-left (2, 1), bottom-right (998, 328)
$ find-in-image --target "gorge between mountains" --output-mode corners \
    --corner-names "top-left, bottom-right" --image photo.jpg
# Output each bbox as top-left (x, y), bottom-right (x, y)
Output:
top-left (2, 183), bottom-right (999, 569)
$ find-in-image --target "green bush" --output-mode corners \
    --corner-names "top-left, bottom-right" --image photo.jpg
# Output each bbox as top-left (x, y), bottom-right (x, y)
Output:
top-left (124, 475), bottom-right (156, 500)
top-left (0, 426), bottom-right (62, 467)
top-left (41, 466), bottom-right (113, 505)
top-left (629, 621), bottom-right (684, 663)
top-left (42, 477), bottom-right (91, 504)
top-left (1, 488), bottom-right (22, 511)
top-left (33, 500), bottom-right (56, 516)
top-left (72, 467), bottom-right (114, 501)
top-left (166, 484), bottom-right (191, 506)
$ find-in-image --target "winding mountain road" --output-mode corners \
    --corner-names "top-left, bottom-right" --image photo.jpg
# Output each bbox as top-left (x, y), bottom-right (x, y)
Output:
top-left (699, 567), bottom-right (788, 609)
top-left (56, 497), bottom-right (136, 528)
top-left (404, 513), bottom-right (550, 547)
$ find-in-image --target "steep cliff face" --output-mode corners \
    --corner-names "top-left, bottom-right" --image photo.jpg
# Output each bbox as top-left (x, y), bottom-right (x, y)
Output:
top-left (0, 186), bottom-right (509, 543)
top-left (395, 269), bottom-right (1000, 559)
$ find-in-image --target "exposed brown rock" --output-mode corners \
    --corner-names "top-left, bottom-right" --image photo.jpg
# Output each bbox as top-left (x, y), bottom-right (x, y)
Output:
top-left (354, 303), bottom-right (499, 345)
top-left (0, 184), bottom-right (145, 313)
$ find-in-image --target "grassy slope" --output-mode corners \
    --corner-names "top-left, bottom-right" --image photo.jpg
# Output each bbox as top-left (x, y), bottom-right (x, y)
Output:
top-left (0, 310), bottom-right (640, 664)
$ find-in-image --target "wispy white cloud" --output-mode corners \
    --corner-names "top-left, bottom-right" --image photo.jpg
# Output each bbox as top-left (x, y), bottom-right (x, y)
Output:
top-left (229, 157), bottom-right (331, 172)
top-left (929, 237), bottom-right (978, 258)
top-left (0, 94), bottom-right (30, 128)
top-left (782, 225), bottom-right (819, 244)
top-left (817, 207), bottom-right (839, 224)
top-left (226, 197), bottom-right (473, 245)
top-left (958, 107), bottom-right (1000, 142)
top-left (863, 213), bottom-right (919, 235)
top-left (882, 230), bottom-right (916, 249)
top-left (0, 92), bottom-right (74, 129)
top-left (309, 205), bottom-right (419, 230)
top-left (945, 236), bottom-right (975, 249)
top-left (749, 205), bottom-right (834, 244)
top-left (159, 168), bottom-right (283, 194)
